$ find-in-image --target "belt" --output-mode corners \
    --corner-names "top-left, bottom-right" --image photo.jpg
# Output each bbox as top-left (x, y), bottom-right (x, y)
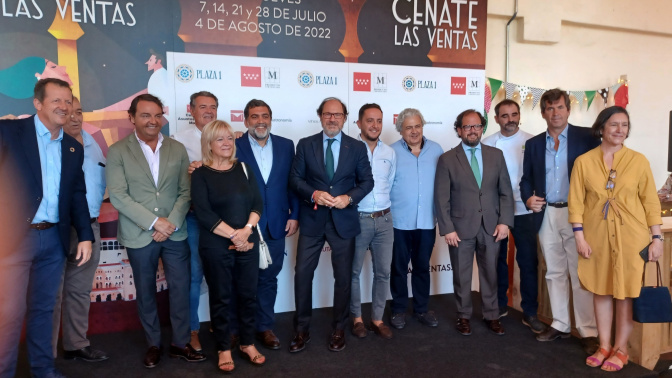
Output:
top-left (30, 222), bottom-right (57, 230)
top-left (90, 217), bottom-right (97, 224)
top-left (359, 208), bottom-right (391, 218)
top-left (547, 202), bottom-right (568, 208)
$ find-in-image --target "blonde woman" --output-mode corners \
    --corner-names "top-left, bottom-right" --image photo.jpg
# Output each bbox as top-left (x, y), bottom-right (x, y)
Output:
top-left (191, 120), bottom-right (265, 373)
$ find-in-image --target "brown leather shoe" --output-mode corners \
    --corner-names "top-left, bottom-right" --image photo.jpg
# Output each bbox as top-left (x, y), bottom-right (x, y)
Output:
top-left (536, 326), bottom-right (570, 342)
top-left (143, 346), bottom-right (161, 368)
top-left (581, 336), bottom-right (600, 355)
top-left (328, 329), bottom-right (346, 352)
top-left (169, 343), bottom-right (207, 362)
top-left (456, 318), bottom-right (471, 336)
top-left (190, 330), bottom-right (202, 352)
top-left (256, 330), bottom-right (281, 350)
top-left (351, 322), bottom-right (368, 338)
top-left (289, 332), bottom-right (310, 353)
top-left (485, 319), bottom-right (505, 335)
top-left (370, 322), bottom-right (393, 339)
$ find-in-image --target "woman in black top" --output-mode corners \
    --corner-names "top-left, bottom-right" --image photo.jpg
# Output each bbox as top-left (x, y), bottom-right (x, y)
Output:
top-left (191, 120), bottom-right (264, 373)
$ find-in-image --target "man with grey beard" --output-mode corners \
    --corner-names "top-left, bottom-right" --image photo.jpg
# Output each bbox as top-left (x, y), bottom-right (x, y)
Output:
top-left (230, 99), bottom-right (300, 350)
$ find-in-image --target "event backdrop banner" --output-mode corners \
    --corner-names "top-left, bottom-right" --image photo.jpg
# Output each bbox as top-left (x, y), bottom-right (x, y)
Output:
top-left (0, 0), bottom-right (487, 330)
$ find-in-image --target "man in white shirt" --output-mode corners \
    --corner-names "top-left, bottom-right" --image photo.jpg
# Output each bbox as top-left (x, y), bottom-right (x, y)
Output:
top-left (350, 103), bottom-right (396, 340)
top-left (171, 91), bottom-right (218, 351)
top-left (482, 100), bottom-right (546, 334)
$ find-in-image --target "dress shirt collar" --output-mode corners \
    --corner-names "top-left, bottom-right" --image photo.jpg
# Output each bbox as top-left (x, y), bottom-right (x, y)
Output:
top-left (248, 132), bottom-right (272, 148)
top-left (546, 124), bottom-right (568, 140)
top-left (357, 133), bottom-right (382, 149)
top-left (82, 130), bottom-right (95, 147)
top-left (461, 142), bottom-right (482, 153)
top-left (401, 136), bottom-right (426, 152)
top-left (135, 131), bottom-right (164, 148)
top-left (34, 115), bottom-right (63, 141)
top-left (322, 131), bottom-right (342, 143)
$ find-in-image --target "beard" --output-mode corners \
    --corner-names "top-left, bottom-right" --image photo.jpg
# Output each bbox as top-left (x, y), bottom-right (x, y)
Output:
top-left (462, 133), bottom-right (480, 147)
top-left (249, 123), bottom-right (270, 140)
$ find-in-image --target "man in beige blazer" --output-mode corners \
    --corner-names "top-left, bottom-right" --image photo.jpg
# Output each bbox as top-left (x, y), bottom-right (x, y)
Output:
top-left (434, 109), bottom-right (514, 337)
top-left (106, 94), bottom-right (205, 367)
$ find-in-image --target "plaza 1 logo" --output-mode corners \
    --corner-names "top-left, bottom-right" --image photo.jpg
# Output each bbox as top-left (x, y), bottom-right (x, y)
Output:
top-left (401, 75), bottom-right (415, 92)
top-left (175, 64), bottom-right (194, 83)
top-left (353, 72), bottom-right (371, 92)
top-left (230, 110), bottom-right (244, 122)
top-left (241, 66), bottom-right (262, 87)
top-left (467, 77), bottom-right (481, 96)
top-left (373, 73), bottom-right (387, 93)
top-left (451, 77), bottom-right (467, 95)
top-left (264, 67), bottom-right (280, 89)
top-left (297, 70), bottom-right (314, 88)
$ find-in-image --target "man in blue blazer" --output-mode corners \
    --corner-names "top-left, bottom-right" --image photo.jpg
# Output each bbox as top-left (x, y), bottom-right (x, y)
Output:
top-left (289, 97), bottom-right (374, 353)
top-left (520, 89), bottom-right (600, 353)
top-left (233, 99), bottom-right (300, 350)
top-left (0, 78), bottom-right (93, 378)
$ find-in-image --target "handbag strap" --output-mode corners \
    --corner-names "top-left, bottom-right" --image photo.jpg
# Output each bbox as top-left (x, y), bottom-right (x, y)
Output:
top-left (240, 162), bottom-right (262, 242)
top-left (641, 261), bottom-right (663, 287)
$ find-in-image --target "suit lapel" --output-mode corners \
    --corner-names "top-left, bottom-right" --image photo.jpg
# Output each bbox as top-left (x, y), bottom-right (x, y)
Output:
top-left (456, 143), bottom-right (479, 189)
top-left (332, 135), bottom-right (351, 181)
top-left (157, 138), bottom-right (170, 188)
top-left (267, 134), bottom-right (280, 183)
top-left (21, 116), bottom-right (43, 190)
top-left (240, 132), bottom-right (266, 184)
top-left (481, 145), bottom-right (493, 186)
top-left (127, 134), bottom-right (156, 188)
top-left (311, 133), bottom-right (326, 179)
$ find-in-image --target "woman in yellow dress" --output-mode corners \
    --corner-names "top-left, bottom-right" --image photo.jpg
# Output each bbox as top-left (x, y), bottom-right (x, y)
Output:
top-left (568, 106), bottom-right (662, 372)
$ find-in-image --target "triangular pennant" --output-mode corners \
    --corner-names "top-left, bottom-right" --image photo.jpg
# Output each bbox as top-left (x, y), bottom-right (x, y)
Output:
top-left (597, 88), bottom-right (609, 107)
top-left (504, 82), bottom-right (517, 99)
top-left (530, 87), bottom-right (546, 110)
top-left (610, 83), bottom-right (621, 94)
top-left (571, 91), bottom-right (584, 109)
top-left (484, 84), bottom-right (492, 113)
top-left (488, 78), bottom-right (502, 101)
top-left (614, 84), bottom-right (629, 108)
top-left (585, 91), bottom-right (596, 110)
top-left (517, 85), bottom-right (531, 105)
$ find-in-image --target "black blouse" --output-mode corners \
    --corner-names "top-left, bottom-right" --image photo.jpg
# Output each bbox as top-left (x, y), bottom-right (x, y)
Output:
top-left (191, 162), bottom-right (263, 249)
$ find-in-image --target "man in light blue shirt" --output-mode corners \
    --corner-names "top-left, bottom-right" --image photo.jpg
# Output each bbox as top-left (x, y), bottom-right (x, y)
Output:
top-left (389, 108), bottom-right (443, 329)
top-left (52, 97), bottom-right (108, 363)
top-left (350, 103), bottom-right (396, 340)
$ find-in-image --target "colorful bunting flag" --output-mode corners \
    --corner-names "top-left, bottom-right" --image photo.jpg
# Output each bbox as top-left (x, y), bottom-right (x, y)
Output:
top-left (614, 84), bottom-right (629, 108)
top-left (484, 84), bottom-right (492, 113)
top-left (504, 82), bottom-right (517, 100)
top-left (571, 91), bottom-right (585, 109)
top-left (597, 88), bottom-right (609, 107)
top-left (585, 91), bottom-right (596, 110)
top-left (517, 85), bottom-right (531, 105)
top-left (488, 78), bottom-right (502, 101)
top-left (530, 87), bottom-right (546, 110)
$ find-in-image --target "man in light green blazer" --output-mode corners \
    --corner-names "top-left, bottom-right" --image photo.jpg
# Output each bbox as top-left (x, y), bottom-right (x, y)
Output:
top-left (106, 94), bottom-right (205, 368)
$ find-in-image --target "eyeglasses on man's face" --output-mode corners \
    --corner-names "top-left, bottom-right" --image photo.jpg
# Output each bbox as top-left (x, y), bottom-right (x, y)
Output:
top-left (321, 112), bottom-right (345, 119)
top-left (461, 124), bottom-right (483, 131)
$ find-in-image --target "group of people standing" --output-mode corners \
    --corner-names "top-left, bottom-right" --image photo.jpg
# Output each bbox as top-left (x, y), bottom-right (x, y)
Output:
top-left (0, 79), bottom-right (662, 377)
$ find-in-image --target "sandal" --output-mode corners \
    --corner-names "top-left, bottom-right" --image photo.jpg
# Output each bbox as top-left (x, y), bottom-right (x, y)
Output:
top-left (217, 350), bottom-right (235, 374)
top-left (239, 345), bottom-right (265, 367)
top-left (586, 346), bottom-right (612, 367)
top-left (601, 349), bottom-right (628, 372)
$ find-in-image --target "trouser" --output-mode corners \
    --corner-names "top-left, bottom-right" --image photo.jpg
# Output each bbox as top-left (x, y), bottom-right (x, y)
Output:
top-left (0, 227), bottom-right (65, 378)
top-left (350, 211), bottom-right (394, 321)
top-left (126, 239), bottom-right (190, 347)
top-left (229, 223), bottom-right (286, 333)
top-left (449, 224), bottom-right (500, 320)
top-left (185, 213), bottom-right (204, 331)
top-left (201, 243), bottom-right (259, 350)
top-left (390, 228), bottom-right (436, 314)
top-left (52, 221), bottom-right (101, 356)
top-left (496, 213), bottom-right (540, 316)
top-left (293, 216), bottom-right (355, 332)
top-left (538, 207), bottom-right (597, 337)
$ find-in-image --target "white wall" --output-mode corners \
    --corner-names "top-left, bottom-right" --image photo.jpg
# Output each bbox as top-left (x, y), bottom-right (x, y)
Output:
top-left (484, 0), bottom-right (672, 186)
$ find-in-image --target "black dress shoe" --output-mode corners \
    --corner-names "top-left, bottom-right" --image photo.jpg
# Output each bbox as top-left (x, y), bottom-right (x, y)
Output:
top-left (289, 332), bottom-right (310, 353)
top-left (536, 326), bottom-right (570, 342)
top-left (328, 329), bottom-right (345, 352)
top-left (390, 313), bottom-right (406, 329)
top-left (64, 346), bottom-right (109, 362)
top-left (168, 344), bottom-right (207, 363)
top-left (522, 315), bottom-right (547, 334)
top-left (143, 346), bottom-right (162, 368)
top-left (256, 330), bottom-right (281, 350)
top-left (485, 319), bottom-right (505, 335)
top-left (414, 311), bottom-right (439, 327)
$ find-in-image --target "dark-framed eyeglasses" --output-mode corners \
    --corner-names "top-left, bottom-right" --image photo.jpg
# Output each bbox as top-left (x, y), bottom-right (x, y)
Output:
top-left (606, 169), bottom-right (616, 190)
top-left (461, 124), bottom-right (483, 131)
top-left (321, 112), bottom-right (345, 119)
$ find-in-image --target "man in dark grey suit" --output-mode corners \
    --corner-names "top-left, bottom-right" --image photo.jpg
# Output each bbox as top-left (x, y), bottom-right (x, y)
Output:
top-left (434, 109), bottom-right (514, 337)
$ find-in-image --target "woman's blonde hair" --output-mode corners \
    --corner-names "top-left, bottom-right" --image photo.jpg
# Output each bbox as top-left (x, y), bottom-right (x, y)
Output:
top-left (201, 120), bottom-right (237, 166)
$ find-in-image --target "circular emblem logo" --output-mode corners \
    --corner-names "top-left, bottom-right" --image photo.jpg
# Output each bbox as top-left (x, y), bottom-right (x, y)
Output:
top-left (175, 64), bottom-right (194, 83)
top-left (297, 71), bottom-right (314, 88)
top-left (402, 76), bottom-right (416, 92)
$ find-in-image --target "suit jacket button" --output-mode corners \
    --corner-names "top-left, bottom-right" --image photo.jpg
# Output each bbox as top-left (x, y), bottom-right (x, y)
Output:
top-left (154, 208), bottom-right (159, 212)
top-left (478, 209), bottom-right (482, 212)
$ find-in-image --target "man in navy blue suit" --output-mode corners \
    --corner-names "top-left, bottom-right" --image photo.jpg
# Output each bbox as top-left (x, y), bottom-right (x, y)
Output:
top-left (0, 78), bottom-right (94, 378)
top-left (233, 99), bottom-right (300, 350)
top-left (520, 88), bottom-right (600, 354)
top-left (289, 97), bottom-right (374, 353)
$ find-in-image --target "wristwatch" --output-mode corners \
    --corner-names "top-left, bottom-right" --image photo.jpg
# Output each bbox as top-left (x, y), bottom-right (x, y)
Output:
top-left (652, 234), bottom-right (664, 242)
top-left (348, 196), bottom-right (353, 206)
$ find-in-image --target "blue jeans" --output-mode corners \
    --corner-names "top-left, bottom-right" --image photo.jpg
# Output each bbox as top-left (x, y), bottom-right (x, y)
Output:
top-left (496, 213), bottom-right (539, 316)
top-left (186, 213), bottom-right (203, 331)
top-left (350, 211), bottom-right (394, 321)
